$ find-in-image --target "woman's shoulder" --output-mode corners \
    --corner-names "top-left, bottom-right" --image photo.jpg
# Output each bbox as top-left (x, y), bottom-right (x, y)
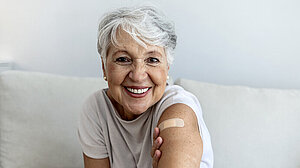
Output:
top-left (153, 85), bottom-right (201, 118)
top-left (161, 85), bottom-right (198, 104)
top-left (81, 88), bottom-right (109, 115)
top-left (83, 89), bottom-right (107, 105)
top-left (158, 85), bottom-right (214, 168)
top-left (80, 88), bottom-right (113, 126)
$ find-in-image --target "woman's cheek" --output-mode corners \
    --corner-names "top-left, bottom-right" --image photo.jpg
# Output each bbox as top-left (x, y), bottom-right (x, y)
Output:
top-left (107, 65), bottom-right (124, 84)
top-left (151, 68), bottom-right (168, 85)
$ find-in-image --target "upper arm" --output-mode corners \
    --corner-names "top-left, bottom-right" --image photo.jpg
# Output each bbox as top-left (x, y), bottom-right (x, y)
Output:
top-left (157, 103), bottom-right (203, 168)
top-left (83, 153), bottom-right (110, 168)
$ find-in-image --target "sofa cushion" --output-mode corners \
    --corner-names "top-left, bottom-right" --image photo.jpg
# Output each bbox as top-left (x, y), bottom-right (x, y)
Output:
top-left (175, 78), bottom-right (300, 168)
top-left (0, 71), bottom-right (107, 168)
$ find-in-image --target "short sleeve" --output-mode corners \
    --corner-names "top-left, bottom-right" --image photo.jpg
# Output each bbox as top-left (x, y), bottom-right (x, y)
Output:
top-left (77, 95), bottom-right (108, 159)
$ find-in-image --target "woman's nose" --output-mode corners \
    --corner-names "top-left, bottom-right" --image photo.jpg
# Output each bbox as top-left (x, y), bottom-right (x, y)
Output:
top-left (128, 62), bottom-right (147, 82)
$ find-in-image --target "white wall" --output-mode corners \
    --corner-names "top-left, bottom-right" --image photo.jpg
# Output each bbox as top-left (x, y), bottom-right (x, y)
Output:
top-left (1, 0), bottom-right (299, 89)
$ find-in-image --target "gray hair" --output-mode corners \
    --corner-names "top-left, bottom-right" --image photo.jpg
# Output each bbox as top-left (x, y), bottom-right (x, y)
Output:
top-left (97, 5), bottom-right (177, 68)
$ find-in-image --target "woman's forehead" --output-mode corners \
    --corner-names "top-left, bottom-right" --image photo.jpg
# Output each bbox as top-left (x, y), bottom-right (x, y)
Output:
top-left (108, 43), bottom-right (165, 57)
top-left (104, 28), bottom-right (166, 59)
top-left (108, 33), bottom-right (165, 56)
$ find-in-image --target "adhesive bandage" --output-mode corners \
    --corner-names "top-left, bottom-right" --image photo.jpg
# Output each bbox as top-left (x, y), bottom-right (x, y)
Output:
top-left (158, 118), bottom-right (184, 132)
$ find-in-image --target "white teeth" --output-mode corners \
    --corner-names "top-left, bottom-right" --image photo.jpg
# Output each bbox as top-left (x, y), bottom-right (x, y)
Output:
top-left (126, 87), bottom-right (150, 94)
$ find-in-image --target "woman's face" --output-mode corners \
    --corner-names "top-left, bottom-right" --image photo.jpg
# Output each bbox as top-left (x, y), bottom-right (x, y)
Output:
top-left (103, 29), bottom-right (169, 120)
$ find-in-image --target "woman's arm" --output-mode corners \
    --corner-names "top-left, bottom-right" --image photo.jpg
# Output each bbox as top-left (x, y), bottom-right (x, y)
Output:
top-left (156, 103), bottom-right (203, 168)
top-left (83, 153), bottom-right (110, 168)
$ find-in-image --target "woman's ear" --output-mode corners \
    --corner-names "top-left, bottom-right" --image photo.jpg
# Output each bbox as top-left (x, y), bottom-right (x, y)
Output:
top-left (101, 58), bottom-right (107, 80)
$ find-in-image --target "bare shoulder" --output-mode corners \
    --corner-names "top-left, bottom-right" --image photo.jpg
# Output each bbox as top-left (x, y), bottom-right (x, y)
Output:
top-left (158, 103), bottom-right (199, 131)
top-left (157, 103), bottom-right (203, 168)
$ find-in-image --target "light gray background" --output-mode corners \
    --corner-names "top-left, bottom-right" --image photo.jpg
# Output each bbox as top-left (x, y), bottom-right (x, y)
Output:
top-left (1, 0), bottom-right (299, 89)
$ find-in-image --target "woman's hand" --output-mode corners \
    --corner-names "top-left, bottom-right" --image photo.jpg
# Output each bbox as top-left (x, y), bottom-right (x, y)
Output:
top-left (151, 127), bottom-right (163, 168)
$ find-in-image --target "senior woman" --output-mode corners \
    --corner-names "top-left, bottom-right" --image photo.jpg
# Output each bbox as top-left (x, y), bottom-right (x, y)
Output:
top-left (78, 5), bottom-right (213, 168)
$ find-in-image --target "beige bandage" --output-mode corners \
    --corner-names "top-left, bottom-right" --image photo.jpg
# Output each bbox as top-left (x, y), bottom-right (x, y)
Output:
top-left (158, 118), bottom-right (184, 132)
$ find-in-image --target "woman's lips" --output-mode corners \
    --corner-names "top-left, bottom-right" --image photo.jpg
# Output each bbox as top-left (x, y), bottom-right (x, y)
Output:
top-left (123, 86), bottom-right (152, 98)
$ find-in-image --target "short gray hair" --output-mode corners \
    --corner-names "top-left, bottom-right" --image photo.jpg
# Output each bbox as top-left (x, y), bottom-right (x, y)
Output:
top-left (97, 5), bottom-right (177, 68)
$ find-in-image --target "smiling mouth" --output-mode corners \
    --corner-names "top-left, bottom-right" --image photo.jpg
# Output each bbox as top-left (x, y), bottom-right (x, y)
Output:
top-left (124, 86), bottom-right (152, 94)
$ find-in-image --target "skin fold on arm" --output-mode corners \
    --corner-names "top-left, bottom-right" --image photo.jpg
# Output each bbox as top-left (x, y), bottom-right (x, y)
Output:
top-left (157, 103), bottom-right (203, 168)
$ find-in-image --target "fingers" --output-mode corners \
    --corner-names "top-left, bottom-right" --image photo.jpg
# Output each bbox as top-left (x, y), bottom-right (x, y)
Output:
top-left (151, 127), bottom-right (162, 167)
top-left (152, 150), bottom-right (161, 168)
top-left (151, 127), bottom-right (159, 157)
top-left (153, 127), bottom-right (159, 140)
top-left (151, 136), bottom-right (163, 157)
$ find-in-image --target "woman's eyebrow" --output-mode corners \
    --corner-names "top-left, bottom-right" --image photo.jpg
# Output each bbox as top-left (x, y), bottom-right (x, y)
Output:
top-left (146, 50), bottom-right (163, 57)
top-left (112, 50), bottom-right (128, 56)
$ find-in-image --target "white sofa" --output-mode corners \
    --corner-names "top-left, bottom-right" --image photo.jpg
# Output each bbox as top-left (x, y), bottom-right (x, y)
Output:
top-left (0, 70), bottom-right (299, 168)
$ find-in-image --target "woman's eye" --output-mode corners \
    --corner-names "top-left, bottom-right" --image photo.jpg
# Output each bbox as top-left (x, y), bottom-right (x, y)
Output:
top-left (147, 57), bottom-right (160, 64)
top-left (115, 57), bottom-right (131, 63)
